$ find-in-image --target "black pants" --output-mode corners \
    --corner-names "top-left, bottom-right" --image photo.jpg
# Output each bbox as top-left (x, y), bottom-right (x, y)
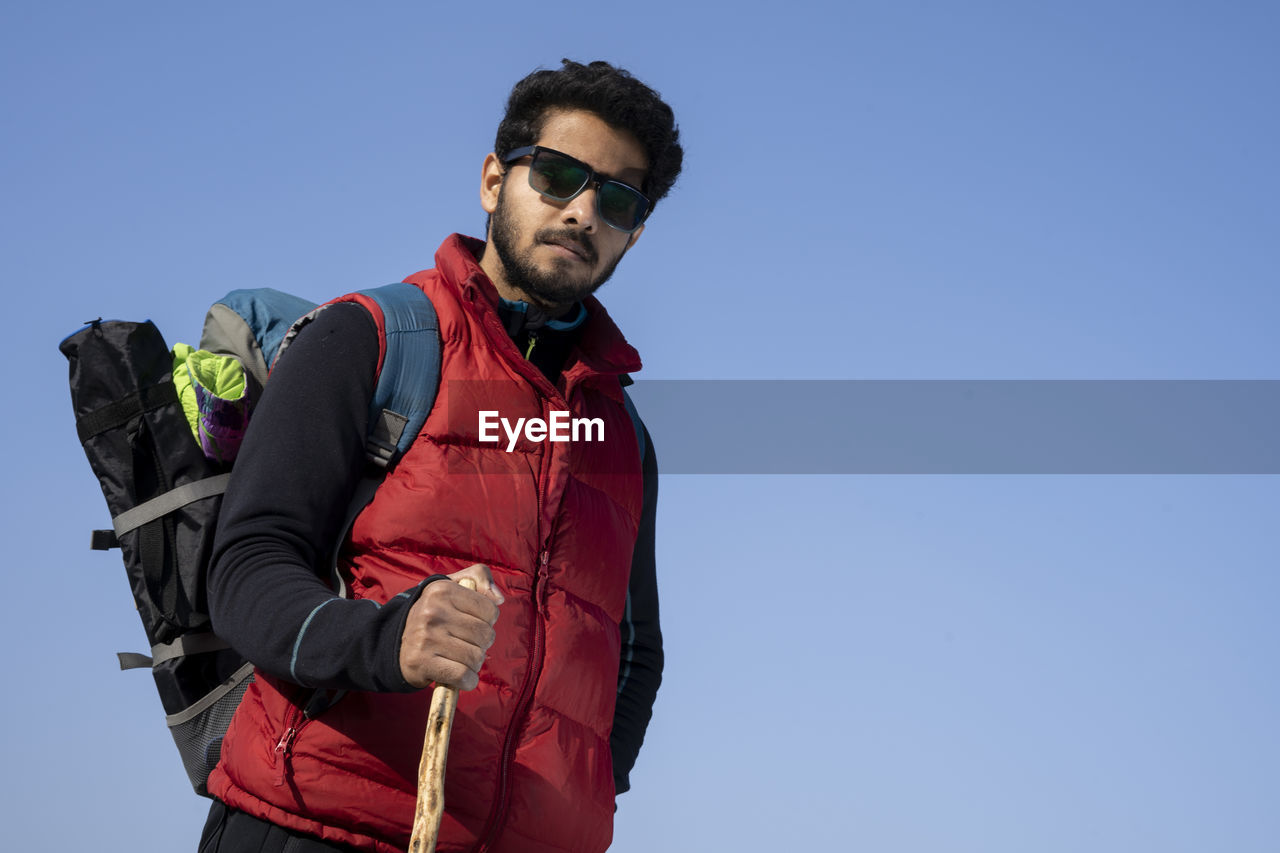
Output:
top-left (199, 800), bottom-right (358, 853)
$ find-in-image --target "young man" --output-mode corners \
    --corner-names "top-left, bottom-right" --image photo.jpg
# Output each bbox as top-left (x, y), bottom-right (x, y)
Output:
top-left (198, 60), bottom-right (682, 852)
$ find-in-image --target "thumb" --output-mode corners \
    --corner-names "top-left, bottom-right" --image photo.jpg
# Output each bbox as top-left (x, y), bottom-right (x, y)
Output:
top-left (453, 563), bottom-right (505, 606)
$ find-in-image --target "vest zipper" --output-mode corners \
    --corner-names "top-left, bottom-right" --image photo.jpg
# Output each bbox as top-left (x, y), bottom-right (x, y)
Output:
top-left (536, 551), bottom-right (550, 616)
top-left (476, 549), bottom-right (549, 852)
top-left (473, 370), bottom-right (567, 850)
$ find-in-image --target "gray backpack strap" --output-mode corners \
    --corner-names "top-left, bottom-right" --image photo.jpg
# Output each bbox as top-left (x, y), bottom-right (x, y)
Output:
top-left (110, 474), bottom-right (232, 537)
top-left (150, 632), bottom-right (232, 666)
top-left (117, 652), bottom-right (154, 671)
top-left (164, 661), bottom-right (255, 727)
top-left (365, 408), bottom-right (411, 471)
top-left (116, 631), bottom-right (233, 670)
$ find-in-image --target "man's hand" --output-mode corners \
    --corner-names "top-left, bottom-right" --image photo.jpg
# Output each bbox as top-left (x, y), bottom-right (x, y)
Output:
top-left (400, 564), bottom-right (504, 690)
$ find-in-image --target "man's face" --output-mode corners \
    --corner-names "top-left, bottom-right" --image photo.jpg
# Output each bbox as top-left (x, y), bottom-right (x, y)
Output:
top-left (480, 109), bottom-right (648, 312)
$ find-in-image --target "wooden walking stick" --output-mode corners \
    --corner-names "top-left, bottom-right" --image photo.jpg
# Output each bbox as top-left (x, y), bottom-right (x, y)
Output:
top-left (408, 577), bottom-right (477, 853)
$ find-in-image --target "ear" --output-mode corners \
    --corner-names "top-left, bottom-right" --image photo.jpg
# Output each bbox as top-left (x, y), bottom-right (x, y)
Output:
top-left (480, 152), bottom-right (504, 214)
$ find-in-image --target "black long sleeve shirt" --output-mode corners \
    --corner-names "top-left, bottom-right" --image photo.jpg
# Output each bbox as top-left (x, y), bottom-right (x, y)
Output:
top-left (207, 301), bottom-right (662, 794)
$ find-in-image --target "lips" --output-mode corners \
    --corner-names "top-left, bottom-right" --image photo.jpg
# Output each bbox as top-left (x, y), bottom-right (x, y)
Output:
top-left (540, 233), bottom-right (595, 264)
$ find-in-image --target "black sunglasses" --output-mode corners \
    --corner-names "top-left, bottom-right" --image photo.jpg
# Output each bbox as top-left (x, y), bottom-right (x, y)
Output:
top-left (503, 145), bottom-right (651, 233)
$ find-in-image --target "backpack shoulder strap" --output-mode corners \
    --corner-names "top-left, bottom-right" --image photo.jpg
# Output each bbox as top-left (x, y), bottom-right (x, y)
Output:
top-left (326, 283), bottom-right (442, 469)
top-left (321, 284), bottom-right (441, 597)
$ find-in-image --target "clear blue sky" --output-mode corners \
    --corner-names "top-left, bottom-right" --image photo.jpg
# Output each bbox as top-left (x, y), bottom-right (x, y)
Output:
top-left (3, 2), bottom-right (1277, 851)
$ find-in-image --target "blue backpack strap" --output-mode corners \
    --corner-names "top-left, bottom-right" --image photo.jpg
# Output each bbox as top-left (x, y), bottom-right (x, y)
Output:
top-left (354, 282), bottom-right (442, 468)
top-left (322, 283), bottom-right (440, 598)
top-left (261, 283), bottom-right (441, 470)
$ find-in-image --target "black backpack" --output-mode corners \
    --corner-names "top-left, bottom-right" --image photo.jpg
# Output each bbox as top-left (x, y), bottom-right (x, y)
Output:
top-left (60, 284), bottom-right (441, 795)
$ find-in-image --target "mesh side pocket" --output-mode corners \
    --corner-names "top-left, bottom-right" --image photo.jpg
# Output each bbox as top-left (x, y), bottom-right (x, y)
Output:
top-left (166, 661), bottom-right (256, 796)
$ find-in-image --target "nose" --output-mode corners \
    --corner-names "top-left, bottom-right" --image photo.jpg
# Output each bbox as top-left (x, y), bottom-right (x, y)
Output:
top-left (559, 183), bottom-right (600, 233)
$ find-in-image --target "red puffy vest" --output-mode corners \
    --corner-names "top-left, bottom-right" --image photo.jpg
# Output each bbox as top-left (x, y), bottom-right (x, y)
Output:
top-left (209, 235), bottom-right (645, 852)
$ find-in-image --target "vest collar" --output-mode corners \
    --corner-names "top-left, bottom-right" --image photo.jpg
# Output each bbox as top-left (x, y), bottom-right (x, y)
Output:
top-left (432, 234), bottom-right (643, 382)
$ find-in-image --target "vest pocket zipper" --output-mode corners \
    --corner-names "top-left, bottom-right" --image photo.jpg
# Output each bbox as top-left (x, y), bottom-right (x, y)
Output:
top-left (273, 688), bottom-right (347, 788)
top-left (273, 713), bottom-right (304, 788)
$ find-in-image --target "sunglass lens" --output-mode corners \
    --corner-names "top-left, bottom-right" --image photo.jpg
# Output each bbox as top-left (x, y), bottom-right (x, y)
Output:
top-left (599, 184), bottom-right (646, 231)
top-left (529, 153), bottom-right (589, 200)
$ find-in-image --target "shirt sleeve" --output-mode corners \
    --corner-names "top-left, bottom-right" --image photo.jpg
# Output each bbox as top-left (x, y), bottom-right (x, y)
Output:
top-left (610, 422), bottom-right (663, 795)
top-left (206, 302), bottom-right (427, 693)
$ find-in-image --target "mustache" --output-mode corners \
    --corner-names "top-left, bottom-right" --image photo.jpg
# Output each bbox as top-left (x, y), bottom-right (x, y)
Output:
top-left (536, 228), bottom-right (597, 264)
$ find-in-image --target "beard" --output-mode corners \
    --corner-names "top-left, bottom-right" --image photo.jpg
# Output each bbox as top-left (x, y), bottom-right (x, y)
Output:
top-left (489, 182), bottom-right (625, 310)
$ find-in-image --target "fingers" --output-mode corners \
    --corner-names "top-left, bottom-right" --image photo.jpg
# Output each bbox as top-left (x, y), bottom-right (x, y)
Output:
top-left (399, 571), bottom-right (501, 690)
top-left (418, 635), bottom-right (488, 691)
top-left (400, 619), bottom-right (490, 690)
top-left (435, 577), bottom-right (501, 627)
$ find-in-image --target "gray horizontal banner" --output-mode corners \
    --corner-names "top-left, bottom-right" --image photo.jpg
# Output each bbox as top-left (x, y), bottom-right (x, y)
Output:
top-left (624, 380), bottom-right (1280, 474)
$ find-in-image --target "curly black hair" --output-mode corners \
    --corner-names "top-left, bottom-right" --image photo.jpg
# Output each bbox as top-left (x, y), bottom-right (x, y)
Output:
top-left (494, 59), bottom-right (683, 207)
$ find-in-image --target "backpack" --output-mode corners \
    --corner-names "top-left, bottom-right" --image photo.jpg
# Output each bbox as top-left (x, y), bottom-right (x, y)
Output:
top-left (59, 283), bottom-right (441, 796)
